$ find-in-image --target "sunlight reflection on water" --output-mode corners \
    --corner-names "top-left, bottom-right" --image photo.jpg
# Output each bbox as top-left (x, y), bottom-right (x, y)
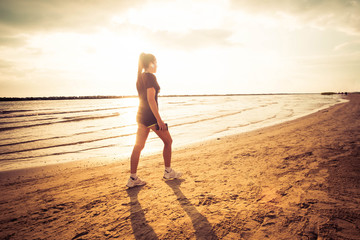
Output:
top-left (0, 94), bottom-right (345, 171)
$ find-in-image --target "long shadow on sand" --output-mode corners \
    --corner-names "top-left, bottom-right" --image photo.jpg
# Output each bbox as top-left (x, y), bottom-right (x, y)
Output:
top-left (165, 179), bottom-right (218, 239)
top-left (126, 186), bottom-right (159, 240)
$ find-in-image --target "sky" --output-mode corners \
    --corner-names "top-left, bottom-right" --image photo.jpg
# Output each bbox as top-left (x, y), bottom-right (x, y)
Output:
top-left (0, 0), bottom-right (359, 97)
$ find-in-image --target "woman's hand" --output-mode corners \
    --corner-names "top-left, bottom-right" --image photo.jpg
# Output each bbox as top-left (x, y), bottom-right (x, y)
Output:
top-left (157, 119), bottom-right (167, 131)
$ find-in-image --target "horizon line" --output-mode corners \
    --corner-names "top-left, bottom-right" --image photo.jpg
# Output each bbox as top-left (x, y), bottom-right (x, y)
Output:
top-left (0, 92), bottom-right (354, 101)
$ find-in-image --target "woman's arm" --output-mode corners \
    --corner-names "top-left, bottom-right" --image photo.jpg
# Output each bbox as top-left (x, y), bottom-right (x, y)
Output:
top-left (147, 88), bottom-right (166, 130)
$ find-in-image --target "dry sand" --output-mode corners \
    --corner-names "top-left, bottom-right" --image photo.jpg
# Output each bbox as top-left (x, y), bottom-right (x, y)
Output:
top-left (1, 94), bottom-right (359, 240)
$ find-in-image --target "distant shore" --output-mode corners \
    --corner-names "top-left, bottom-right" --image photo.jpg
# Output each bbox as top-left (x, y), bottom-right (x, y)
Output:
top-left (0, 92), bottom-right (353, 101)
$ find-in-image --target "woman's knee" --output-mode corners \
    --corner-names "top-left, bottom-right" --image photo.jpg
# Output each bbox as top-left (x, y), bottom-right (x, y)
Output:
top-left (164, 135), bottom-right (173, 146)
top-left (133, 143), bottom-right (145, 152)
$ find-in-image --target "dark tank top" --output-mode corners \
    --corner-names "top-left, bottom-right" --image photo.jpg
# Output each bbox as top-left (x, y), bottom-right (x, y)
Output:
top-left (136, 72), bottom-right (160, 126)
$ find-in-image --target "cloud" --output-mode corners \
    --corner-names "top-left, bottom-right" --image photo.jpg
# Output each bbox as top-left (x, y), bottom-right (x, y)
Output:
top-left (0, 0), bottom-right (145, 51)
top-left (0, 36), bottom-right (27, 47)
top-left (0, 59), bottom-right (27, 96)
top-left (108, 20), bottom-right (241, 50)
top-left (334, 40), bottom-right (360, 52)
top-left (294, 52), bottom-right (360, 68)
top-left (231, 0), bottom-right (360, 35)
top-left (0, 59), bottom-right (13, 69)
top-left (0, 0), bottom-right (144, 34)
top-left (146, 28), bottom-right (241, 50)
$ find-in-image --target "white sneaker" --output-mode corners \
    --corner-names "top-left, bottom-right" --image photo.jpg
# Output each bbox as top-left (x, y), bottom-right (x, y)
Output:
top-left (126, 176), bottom-right (146, 188)
top-left (163, 168), bottom-right (182, 179)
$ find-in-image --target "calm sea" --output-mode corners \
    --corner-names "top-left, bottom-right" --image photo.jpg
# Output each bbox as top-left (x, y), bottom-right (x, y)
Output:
top-left (0, 94), bottom-right (345, 171)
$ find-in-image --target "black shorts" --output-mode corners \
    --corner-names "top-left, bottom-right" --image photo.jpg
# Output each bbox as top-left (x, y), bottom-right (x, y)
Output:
top-left (136, 108), bottom-right (157, 127)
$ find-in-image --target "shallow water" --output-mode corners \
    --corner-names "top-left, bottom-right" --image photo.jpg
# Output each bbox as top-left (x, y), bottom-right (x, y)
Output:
top-left (0, 94), bottom-right (345, 171)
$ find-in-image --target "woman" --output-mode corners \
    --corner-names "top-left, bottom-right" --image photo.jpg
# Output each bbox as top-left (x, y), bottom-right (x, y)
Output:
top-left (127, 53), bottom-right (182, 188)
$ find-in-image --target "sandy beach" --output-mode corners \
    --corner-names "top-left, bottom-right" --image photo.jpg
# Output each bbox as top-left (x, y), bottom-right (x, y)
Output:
top-left (0, 94), bottom-right (359, 240)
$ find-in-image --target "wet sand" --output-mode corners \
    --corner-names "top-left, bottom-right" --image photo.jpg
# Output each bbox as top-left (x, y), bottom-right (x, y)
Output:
top-left (0, 94), bottom-right (359, 240)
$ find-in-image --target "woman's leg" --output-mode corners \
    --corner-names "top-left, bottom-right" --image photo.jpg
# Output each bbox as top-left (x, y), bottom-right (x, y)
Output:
top-left (150, 127), bottom-right (173, 168)
top-left (130, 124), bottom-right (150, 174)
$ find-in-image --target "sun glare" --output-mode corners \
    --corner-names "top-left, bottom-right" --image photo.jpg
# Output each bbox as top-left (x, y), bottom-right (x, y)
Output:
top-left (25, 30), bottom-right (155, 95)
top-left (118, 0), bottom-right (228, 33)
top-left (3, 0), bottom-right (355, 98)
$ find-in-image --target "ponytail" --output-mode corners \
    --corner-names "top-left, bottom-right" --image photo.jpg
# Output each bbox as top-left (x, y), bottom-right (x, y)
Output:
top-left (137, 53), bottom-right (146, 83)
top-left (137, 52), bottom-right (156, 84)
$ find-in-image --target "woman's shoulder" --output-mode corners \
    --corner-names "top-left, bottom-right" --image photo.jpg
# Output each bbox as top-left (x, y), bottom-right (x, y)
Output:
top-left (143, 72), bottom-right (156, 77)
top-left (142, 72), bottom-right (159, 89)
top-left (142, 72), bottom-right (157, 81)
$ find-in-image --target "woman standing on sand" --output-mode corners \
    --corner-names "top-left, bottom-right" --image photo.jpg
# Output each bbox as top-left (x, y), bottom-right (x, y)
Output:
top-left (127, 53), bottom-right (182, 188)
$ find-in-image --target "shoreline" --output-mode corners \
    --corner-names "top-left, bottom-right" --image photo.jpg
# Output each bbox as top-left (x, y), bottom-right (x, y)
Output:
top-left (0, 95), bottom-right (346, 173)
top-left (1, 94), bottom-right (359, 239)
top-left (0, 92), bottom-right (342, 102)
